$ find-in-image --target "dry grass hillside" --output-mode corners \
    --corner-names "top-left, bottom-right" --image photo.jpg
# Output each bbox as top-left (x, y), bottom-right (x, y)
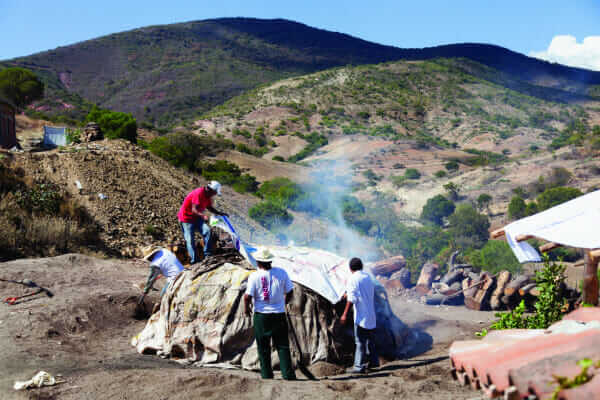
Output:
top-left (181, 59), bottom-right (600, 227)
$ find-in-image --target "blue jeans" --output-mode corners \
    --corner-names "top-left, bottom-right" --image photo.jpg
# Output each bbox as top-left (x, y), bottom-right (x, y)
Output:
top-left (353, 324), bottom-right (379, 371)
top-left (180, 220), bottom-right (212, 263)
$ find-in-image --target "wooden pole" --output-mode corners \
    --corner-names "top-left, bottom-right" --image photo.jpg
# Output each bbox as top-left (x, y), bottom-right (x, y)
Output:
top-left (583, 249), bottom-right (600, 306)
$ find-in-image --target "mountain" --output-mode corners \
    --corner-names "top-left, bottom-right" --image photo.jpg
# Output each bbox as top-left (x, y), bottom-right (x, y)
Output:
top-left (3, 18), bottom-right (600, 126)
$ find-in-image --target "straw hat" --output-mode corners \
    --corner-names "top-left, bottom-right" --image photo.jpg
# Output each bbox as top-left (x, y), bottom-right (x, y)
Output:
top-left (141, 245), bottom-right (161, 261)
top-left (253, 246), bottom-right (274, 262)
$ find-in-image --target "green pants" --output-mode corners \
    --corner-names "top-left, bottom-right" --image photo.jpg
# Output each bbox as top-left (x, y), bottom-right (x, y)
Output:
top-left (253, 312), bottom-right (296, 380)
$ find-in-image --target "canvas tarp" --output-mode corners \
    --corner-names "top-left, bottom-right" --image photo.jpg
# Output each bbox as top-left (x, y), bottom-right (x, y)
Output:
top-left (504, 190), bottom-right (600, 262)
top-left (42, 126), bottom-right (67, 147)
top-left (132, 250), bottom-right (417, 369)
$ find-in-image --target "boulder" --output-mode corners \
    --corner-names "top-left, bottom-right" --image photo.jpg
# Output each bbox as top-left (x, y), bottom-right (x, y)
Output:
top-left (416, 263), bottom-right (438, 295)
top-left (389, 267), bottom-right (411, 288)
top-left (370, 256), bottom-right (406, 277)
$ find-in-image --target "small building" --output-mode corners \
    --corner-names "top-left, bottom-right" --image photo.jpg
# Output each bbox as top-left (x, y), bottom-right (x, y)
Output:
top-left (0, 96), bottom-right (16, 149)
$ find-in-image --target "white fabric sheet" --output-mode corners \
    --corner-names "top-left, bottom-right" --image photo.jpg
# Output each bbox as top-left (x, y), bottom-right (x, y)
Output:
top-left (503, 190), bottom-right (600, 263)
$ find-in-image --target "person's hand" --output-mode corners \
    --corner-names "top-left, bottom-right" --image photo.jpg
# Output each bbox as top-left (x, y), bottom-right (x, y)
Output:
top-left (203, 214), bottom-right (209, 222)
top-left (340, 314), bottom-right (348, 325)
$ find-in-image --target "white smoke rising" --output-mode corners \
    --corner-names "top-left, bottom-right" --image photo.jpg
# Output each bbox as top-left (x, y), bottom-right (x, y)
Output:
top-left (529, 35), bottom-right (600, 71)
top-left (283, 158), bottom-right (382, 262)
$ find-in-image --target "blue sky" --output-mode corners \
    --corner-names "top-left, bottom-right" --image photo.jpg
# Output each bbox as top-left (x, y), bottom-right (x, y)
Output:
top-left (2, 0), bottom-right (599, 69)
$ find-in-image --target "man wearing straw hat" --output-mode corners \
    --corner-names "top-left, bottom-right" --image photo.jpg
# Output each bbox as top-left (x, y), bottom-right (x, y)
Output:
top-left (140, 245), bottom-right (184, 303)
top-left (244, 247), bottom-right (296, 380)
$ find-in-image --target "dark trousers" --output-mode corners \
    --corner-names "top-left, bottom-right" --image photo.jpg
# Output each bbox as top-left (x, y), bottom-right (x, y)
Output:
top-left (253, 312), bottom-right (296, 380)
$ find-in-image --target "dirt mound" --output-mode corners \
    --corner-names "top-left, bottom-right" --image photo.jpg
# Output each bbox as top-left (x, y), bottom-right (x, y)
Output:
top-left (9, 140), bottom-right (271, 258)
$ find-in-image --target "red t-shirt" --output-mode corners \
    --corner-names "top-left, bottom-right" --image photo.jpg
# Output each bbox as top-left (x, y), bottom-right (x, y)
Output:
top-left (177, 187), bottom-right (213, 223)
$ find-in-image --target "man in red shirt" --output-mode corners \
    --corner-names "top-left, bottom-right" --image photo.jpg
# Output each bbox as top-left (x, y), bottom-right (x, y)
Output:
top-left (178, 181), bottom-right (228, 263)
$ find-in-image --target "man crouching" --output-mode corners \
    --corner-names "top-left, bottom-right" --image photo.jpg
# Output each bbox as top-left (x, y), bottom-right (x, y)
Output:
top-left (244, 247), bottom-right (297, 380)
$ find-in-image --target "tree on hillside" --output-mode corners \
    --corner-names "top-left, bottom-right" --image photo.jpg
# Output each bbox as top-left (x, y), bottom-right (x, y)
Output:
top-left (0, 67), bottom-right (44, 109)
top-left (86, 106), bottom-right (137, 143)
top-left (448, 204), bottom-right (490, 249)
top-left (421, 194), bottom-right (455, 226)
top-left (508, 195), bottom-right (527, 220)
top-left (536, 186), bottom-right (583, 212)
top-left (476, 193), bottom-right (492, 212)
top-left (443, 182), bottom-right (461, 201)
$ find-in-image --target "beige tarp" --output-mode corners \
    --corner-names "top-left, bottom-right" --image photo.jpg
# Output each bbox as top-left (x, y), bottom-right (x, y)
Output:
top-left (132, 251), bottom-right (417, 369)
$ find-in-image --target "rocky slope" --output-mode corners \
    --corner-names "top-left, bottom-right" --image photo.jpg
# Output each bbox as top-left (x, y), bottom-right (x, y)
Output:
top-left (7, 139), bottom-right (271, 257)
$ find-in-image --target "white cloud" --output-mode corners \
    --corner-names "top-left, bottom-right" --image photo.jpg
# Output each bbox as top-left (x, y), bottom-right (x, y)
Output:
top-left (529, 35), bottom-right (600, 71)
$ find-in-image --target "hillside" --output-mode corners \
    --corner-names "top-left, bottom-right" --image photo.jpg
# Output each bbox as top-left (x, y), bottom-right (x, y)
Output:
top-left (191, 58), bottom-right (600, 227)
top-left (3, 18), bottom-right (600, 126)
top-left (1, 139), bottom-right (271, 260)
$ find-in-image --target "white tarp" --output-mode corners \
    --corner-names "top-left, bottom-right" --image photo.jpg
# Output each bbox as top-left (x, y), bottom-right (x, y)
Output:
top-left (211, 216), bottom-right (352, 303)
top-left (504, 190), bottom-right (600, 263)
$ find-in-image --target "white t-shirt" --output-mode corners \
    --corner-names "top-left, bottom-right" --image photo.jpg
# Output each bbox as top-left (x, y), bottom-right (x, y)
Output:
top-left (346, 270), bottom-right (376, 329)
top-left (150, 249), bottom-right (184, 284)
top-left (245, 267), bottom-right (294, 313)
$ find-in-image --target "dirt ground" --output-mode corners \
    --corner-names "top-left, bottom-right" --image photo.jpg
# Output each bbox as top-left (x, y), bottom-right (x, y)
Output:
top-left (0, 254), bottom-right (495, 400)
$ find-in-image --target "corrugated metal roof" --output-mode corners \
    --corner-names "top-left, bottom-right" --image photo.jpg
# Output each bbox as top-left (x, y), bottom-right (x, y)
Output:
top-left (450, 308), bottom-right (600, 399)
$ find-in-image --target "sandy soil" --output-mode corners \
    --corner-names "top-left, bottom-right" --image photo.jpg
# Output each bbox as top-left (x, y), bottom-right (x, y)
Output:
top-left (0, 254), bottom-right (493, 400)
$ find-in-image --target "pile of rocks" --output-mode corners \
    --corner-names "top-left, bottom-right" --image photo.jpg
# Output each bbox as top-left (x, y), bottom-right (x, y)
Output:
top-left (81, 122), bottom-right (103, 142)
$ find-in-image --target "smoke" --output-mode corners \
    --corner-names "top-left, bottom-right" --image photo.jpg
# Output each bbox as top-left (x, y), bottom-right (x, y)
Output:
top-left (282, 158), bottom-right (382, 262)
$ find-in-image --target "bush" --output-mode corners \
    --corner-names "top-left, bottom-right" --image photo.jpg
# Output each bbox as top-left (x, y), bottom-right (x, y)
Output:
top-left (421, 195), bottom-right (455, 226)
top-left (444, 160), bottom-right (459, 171)
top-left (15, 183), bottom-right (62, 215)
top-left (434, 170), bottom-right (447, 178)
top-left (196, 160), bottom-right (258, 194)
top-left (249, 201), bottom-right (293, 229)
top-left (483, 256), bottom-right (566, 332)
top-left (448, 204), bottom-right (490, 249)
top-left (466, 240), bottom-right (521, 274)
top-left (404, 168), bottom-right (421, 180)
top-left (476, 193), bottom-right (492, 211)
top-left (86, 106), bottom-right (137, 143)
top-left (148, 133), bottom-right (233, 171)
top-left (536, 186), bottom-right (583, 212)
top-left (257, 177), bottom-right (306, 210)
top-left (272, 155), bottom-right (285, 162)
top-left (508, 195), bottom-right (527, 219)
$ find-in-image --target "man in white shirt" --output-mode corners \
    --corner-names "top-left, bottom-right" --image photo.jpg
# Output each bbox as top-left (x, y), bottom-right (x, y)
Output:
top-left (141, 245), bottom-right (185, 298)
top-left (244, 247), bottom-right (296, 380)
top-left (341, 257), bottom-right (379, 373)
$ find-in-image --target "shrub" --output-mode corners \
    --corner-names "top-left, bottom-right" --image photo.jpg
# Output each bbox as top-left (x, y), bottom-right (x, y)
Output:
top-left (508, 195), bottom-right (527, 219)
top-left (477, 193), bottom-right (492, 211)
top-left (448, 204), bottom-right (490, 249)
top-left (86, 106), bottom-right (137, 143)
top-left (148, 133), bottom-right (233, 171)
top-left (536, 186), bottom-right (583, 212)
top-left (257, 177), bottom-right (305, 210)
top-left (443, 182), bottom-right (460, 201)
top-left (249, 201), bottom-right (293, 229)
top-left (434, 170), bottom-right (447, 178)
top-left (444, 160), bottom-right (459, 171)
top-left (466, 240), bottom-right (521, 274)
top-left (272, 155), bottom-right (285, 162)
top-left (421, 195), bottom-right (455, 226)
top-left (483, 256), bottom-right (566, 333)
top-left (196, 160), bottom-right (258, 194)
top-left (404, 168), bottom-right (421, 180)
top-left (15, 183), bottom-right (62, 215)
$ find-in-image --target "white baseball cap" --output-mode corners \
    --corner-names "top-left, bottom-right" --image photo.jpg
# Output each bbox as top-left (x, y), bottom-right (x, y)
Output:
top-left (208, 180), bottom-right (222, 196)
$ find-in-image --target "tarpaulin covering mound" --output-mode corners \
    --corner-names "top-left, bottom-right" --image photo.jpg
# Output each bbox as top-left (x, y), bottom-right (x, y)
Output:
top-left (132, 249), bottom-right (417, 370)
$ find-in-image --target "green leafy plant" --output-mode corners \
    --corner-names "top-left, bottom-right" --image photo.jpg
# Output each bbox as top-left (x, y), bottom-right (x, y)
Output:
top-left (550, 358), bottom-right (599, 400)
top-left (86, 106), bottom-right (137, 143)
top-left (0, 67), bottom-right (44, 109)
